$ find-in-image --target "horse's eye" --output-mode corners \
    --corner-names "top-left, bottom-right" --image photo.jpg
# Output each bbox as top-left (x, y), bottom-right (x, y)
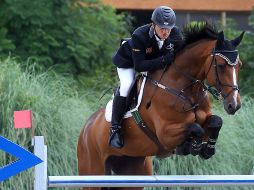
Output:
top-left (217, 64), bottom-right (226, 71)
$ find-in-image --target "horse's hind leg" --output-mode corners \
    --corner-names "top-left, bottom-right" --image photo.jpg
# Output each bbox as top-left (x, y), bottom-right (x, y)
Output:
top-left (77, 128), bottom-right (105, 190)
top-left (77, 143), bottom-right (105, 190)
top-left (77, 129), bottom-right (105, 175)
top-left (175, 123), bottom-right (204, 156)
top-left (108, 155), bottom-right (153, 175)
top-left (105, 156), bottom-right (153, 190)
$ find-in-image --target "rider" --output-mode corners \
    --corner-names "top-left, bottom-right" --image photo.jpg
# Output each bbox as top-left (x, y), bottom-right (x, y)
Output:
top-left (109, 6), bottom-right (184, 148)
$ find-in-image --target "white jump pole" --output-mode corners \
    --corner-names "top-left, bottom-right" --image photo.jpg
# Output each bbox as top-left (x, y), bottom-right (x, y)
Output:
top-left (48, 175), bottom-right (254, 188)
top-left (33, 136), bottom-right (254, 189)
top-left (33, 136), bottom-right (47, 190)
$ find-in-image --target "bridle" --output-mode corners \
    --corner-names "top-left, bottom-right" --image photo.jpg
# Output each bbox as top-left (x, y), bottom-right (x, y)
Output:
top-left (144, 47), bottom-right (240, 112)
top-left (207, 49), bottom-right (239, 99)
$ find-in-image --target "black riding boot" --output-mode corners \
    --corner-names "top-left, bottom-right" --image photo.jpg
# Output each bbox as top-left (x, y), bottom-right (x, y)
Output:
top-left (109, 95), bottom-right (127, 148)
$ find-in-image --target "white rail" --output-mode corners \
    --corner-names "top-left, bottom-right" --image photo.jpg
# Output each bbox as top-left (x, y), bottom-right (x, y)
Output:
top-left (48, 175), bottom-right (254, 187)
top-left (33, 136), bottom-right (254, 190)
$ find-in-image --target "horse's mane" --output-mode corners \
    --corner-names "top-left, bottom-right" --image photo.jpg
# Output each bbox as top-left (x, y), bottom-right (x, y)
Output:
top-left (181, 21), bottom-right (219, 49)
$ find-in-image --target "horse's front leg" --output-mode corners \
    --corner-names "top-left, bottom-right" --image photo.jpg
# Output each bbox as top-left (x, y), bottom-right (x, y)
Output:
top-left (188, 123), bottom-right (206, 156)
top-left (199, 115), bottom-right (223, 159)
top-left (175, 123), bottom-right (205, 156)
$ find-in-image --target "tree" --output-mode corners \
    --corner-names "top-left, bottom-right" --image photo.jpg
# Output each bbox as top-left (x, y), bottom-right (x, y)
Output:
top-left (0, 0), bottom-right (129, 73)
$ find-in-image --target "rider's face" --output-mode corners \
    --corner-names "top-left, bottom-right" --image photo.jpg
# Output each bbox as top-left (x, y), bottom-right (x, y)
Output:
top-left (154, 25), bottom-right (171, 40)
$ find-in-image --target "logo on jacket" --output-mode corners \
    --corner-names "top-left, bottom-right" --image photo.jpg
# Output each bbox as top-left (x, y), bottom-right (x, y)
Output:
top-left (132, 48), bottom-right (141, 52)
top-left (165, 43), bottom-right (174, 52)
top-left (146, 47), bottom-right (153, 54)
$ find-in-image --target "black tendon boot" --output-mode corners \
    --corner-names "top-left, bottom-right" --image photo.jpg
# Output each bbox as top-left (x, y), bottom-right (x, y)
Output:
top-left (109, 95), bottom-right (127, 148)
top-left (200, 115), bottom-right (223, 159)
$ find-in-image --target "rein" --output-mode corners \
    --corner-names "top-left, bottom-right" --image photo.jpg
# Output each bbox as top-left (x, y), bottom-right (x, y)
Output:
top-left (143, 74), bottom-right (202, 111)
top-left (143, 48), bottom-right (240, 111)
top-left (145, 65), bottom-right (168, 109)
top-left (143, 62), bottom-right (208, 112)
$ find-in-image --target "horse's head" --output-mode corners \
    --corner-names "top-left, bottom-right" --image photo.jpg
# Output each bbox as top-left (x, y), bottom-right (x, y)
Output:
top-left (205, 31), bottom-right (244, 114)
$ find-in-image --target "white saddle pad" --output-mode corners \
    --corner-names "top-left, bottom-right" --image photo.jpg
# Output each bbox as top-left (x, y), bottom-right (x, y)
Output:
top-left (105, 76), bottom-right (147, 122)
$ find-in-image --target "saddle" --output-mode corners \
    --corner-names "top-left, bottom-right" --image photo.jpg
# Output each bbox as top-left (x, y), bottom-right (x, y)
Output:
top-left (105, 75), bottom-right (144, 122)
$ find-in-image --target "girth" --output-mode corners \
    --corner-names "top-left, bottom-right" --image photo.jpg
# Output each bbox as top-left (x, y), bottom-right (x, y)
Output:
top-left (131, 109), bottom-right (172, 157)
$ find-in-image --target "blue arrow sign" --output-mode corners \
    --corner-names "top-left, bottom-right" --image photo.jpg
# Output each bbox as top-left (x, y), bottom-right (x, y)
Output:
top-left (0, 136), bottom-right (43, 182)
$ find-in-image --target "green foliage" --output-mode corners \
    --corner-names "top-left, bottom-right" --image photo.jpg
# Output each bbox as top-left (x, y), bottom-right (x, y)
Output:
top-left (77, 63), bottom-right (118, 109)
top-left (0, 0), bottom-right (128, 73)
top-left (185, 21), bottom-right (207, 28)
top-left (0, 28), bottom-right (15, 53)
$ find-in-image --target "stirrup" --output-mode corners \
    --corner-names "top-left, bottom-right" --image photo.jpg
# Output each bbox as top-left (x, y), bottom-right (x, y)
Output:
top-left (110, 125), bottom-right (120, 130)
top-left (109, 125), bottom-right (123, 148)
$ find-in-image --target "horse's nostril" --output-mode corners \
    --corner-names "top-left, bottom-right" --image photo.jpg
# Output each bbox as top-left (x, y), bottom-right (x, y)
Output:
top-left (227, 103), bottom-right (237, 114)
top-left (228, 103), bottom-right (234, 111)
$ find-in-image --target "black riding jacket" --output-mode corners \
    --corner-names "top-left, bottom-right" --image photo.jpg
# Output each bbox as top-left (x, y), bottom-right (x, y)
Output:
top-left (113, 24), bottom-right (184, 72)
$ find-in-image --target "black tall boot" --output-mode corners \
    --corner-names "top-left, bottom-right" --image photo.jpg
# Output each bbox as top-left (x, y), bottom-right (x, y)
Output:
top-left (109, 95), bottom-right (127, 148)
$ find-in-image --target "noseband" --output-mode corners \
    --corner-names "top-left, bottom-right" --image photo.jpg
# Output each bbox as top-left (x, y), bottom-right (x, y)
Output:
top-left (207, 48), bottom-right (239, 99)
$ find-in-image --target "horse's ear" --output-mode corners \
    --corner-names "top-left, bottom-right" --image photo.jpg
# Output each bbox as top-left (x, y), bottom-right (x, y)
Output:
top-left (231, 31), bottom-right (245, 47)
top-left (216, 31), bottom-right (224, 48)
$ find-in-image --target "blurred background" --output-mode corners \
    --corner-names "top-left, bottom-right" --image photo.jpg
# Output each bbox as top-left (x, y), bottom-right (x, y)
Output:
top-left (0, 0), bottom-right (253, 189)
top-left (103, 0), bottom-right (254, 31)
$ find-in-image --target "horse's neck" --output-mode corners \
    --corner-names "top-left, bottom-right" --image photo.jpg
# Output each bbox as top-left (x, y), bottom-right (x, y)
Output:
top-left (172, 40), bottom-right (216, 81)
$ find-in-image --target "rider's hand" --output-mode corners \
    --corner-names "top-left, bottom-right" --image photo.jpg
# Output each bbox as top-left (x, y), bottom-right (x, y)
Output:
top-left (162, 52), bottom-right (174, 66)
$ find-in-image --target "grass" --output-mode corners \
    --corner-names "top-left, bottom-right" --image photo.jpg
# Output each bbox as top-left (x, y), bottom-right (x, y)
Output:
top-left (0, 58), bottom-right (93, 190)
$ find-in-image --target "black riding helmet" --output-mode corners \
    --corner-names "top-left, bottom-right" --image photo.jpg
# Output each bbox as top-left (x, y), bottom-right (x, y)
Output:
top-left (151, 6), bottom-right (176, 29)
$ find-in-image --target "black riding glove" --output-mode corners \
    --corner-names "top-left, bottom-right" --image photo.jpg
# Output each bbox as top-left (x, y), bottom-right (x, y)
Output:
top-left (162, 52), bottom-right (174, 67)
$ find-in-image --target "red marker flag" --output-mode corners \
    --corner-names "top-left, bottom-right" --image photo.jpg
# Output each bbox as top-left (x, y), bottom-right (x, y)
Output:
top-left (14, 110), bottom-right (32, 129)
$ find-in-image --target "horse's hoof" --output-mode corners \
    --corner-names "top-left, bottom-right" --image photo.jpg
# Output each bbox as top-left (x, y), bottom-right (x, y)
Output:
top-left (189, 138), bottom-right (202, 156)
top-left (199, 143), bottom-right (215, 160)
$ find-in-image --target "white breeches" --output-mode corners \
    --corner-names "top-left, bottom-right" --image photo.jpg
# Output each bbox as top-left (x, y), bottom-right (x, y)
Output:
top-left (117, 68), bottom-right (136, 97)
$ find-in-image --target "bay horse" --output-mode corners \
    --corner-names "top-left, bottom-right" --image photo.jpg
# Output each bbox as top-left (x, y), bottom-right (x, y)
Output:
top-left (77, 22), bottom-right (244, 190)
